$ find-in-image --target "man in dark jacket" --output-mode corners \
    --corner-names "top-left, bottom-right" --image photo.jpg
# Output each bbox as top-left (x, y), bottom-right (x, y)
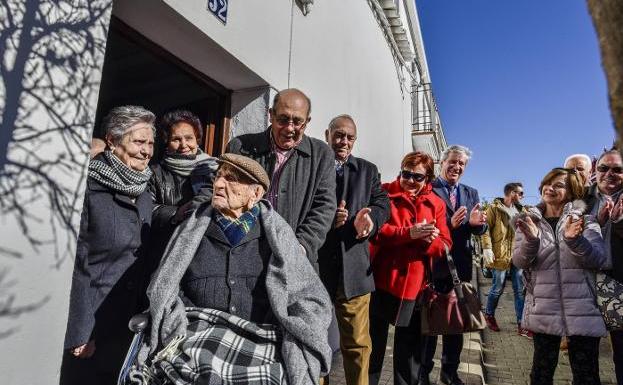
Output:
top-left (584, 148), bottom-right (623, 384)
top-left (227, 88), bottom-right (336, 266)
top-left (318, 115), bottom-right (389, 385)
top-left (422, 144), bottom-right (487, 385)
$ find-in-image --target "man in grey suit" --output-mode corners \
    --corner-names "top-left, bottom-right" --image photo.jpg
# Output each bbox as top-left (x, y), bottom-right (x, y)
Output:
top-left (227, 88), bottom-right (336, 266)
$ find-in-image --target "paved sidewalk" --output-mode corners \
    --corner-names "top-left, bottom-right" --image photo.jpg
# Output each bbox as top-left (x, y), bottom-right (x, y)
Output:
top-left (326, 264), bottom-right (487, 385)
top-left (478, 267), bottom-right (617, 385)
top-left (325, 327), bottom-right (485, 385)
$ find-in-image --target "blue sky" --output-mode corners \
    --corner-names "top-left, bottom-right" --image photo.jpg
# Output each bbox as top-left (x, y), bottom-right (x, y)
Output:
top-left (415, 0), bottom-right (615, 205)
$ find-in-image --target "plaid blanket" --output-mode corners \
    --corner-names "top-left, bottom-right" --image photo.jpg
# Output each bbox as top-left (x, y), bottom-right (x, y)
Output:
top-left (129, 308), bottom-right (285, 385)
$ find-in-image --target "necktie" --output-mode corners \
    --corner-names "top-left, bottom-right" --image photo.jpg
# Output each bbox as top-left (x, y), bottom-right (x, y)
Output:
top-left (449, 187), bottom-right (457, 210)
top-left (335, 161), bottom-right (344, 177)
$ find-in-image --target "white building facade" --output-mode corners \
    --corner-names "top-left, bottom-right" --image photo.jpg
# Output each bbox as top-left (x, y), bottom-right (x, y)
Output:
top-left (0, 1), bottom-right (445, 383)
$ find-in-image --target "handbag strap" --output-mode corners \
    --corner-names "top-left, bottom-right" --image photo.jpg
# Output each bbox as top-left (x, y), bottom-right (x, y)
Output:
top-left (443, 243), bottom-right (465, 301)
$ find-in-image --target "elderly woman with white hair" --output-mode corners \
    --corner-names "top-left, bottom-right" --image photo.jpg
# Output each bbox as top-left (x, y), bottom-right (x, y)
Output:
top-left (60, 105), bottom-right (156, 385)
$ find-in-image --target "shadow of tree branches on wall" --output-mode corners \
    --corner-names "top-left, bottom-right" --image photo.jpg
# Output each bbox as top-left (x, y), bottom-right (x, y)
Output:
top-left (0, 0), bottom-right (112, 337)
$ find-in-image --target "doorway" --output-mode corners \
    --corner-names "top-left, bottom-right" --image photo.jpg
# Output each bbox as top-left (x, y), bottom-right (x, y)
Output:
top-left (94, 17), bottom-right (231, 158)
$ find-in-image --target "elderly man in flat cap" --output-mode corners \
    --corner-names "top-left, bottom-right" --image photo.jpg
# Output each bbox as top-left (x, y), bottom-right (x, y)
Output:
top-left (143, 153), bottom-right (332, 385)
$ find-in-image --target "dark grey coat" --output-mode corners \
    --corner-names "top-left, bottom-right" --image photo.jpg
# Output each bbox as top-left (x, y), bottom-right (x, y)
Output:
top-left (318, 156), bottom-right (389, 299)
top-left (227, 129), bottom-right (337, 265)
top-left (61, 177), bottom-right (152, 383)
top-left (64, 178), bottom-right (153, 349)
top-left (584, 184), bottom-right (623, 282)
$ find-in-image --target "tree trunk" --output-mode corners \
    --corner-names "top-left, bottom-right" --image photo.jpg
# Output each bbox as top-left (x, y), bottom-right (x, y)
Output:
top-left (586, 0), bottom-right (623, 145)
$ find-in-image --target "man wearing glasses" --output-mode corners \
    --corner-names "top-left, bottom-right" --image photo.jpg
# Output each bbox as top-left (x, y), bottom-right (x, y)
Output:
top-left (227, 88), bottom-right (336, 267)
top-left (564, 153), bottom-right (593, 186)
top-left (480, 182), bottom-right (530, 337)
top-left (422, 144), bottom-right (488, 385)
top-left (585, 148), bottom-right (623, 385)
top-left (318, 115), bottom-right (389, 385)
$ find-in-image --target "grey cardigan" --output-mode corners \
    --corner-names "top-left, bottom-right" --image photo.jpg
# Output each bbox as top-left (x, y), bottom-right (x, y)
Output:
top-left (147, 201), bottom-right (332, 385)
top-left (512, 201), bottom-right (609, 337)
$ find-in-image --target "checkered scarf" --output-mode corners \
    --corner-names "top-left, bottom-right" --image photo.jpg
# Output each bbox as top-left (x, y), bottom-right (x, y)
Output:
top-left (215, 205), bottom-right (261, 246)
top-left (129, 308), bottom-right (284, 385)
top-left (88, 151), bottom-right (152, 197)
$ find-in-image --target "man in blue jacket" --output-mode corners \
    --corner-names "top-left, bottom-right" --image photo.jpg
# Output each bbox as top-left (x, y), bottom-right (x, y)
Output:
top-left (421, 145), bottom-right (488, 385)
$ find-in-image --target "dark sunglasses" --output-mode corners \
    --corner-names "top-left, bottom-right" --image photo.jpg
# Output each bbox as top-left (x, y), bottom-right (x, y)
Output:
top-left (514, 190), bottom-right (524, 196)
top-left (274, 115), bottom-right (307, 128)
top-left (400, 170), bottom-right (427, 182)
top-left (597, 164), bottom-right (623, 174)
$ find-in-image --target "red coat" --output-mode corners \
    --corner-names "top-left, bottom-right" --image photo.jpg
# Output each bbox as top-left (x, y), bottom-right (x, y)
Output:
top-left (370, 178), bottom-right (452, 301)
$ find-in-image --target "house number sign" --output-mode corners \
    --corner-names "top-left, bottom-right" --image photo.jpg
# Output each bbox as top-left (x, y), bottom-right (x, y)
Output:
top-left (207, 0), bottom-right (228, 24)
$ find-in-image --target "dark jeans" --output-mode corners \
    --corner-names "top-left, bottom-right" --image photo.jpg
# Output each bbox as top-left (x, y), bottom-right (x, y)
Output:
top-left (612, 330), bottom-right (623, 385)
top-left (369, 311), bottom-right (425, 385)
top-left (530, 333), bottom-right (601, 385)
top-left (422, 333), bottom-right (463, 377)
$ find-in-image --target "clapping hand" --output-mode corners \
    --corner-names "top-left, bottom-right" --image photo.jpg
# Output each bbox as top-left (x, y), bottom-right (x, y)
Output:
top-left (598, 197), bottom-right (614, 226)
top-left (611, 195), bottom-right (623, 223)
top-left (516, 216), bottom-right (539, 241)
top-left (71, 340), bottom-right (96, 359)
top-left (335, 200), bottom-right (348, 228)
top-left (410, 218), bottom-right (440, 243)
top-left (354, 207), bottom-right (374, 239)
top-left (468, 203), bottom-right (487, 226)
top-left (450, 206), bottom-right (467, 229)
top-left (563, 216), bottom-right (584, 240)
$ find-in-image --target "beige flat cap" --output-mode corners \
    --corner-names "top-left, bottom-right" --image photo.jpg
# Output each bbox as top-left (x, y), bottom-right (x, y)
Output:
top-left (218, 153), bottom-right (270, 191)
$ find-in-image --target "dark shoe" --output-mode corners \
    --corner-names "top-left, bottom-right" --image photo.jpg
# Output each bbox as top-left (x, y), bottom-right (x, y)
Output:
top-left (440, 371), bottom-right (465, 385)
top-left (418, 374), bottom-right (431, 385)
top-left (485, 314), bottom-right (500, 332)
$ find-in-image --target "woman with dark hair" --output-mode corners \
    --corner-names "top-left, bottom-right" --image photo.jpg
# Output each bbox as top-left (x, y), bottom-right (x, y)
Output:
top-left (149, 110), bottom-right (218, 247)
top-left (513, 167), bottom-right (609, 385)
top-left (61, 105), bottom-right (155, 385)
top-left (368, 151), bottom-right (452, 385)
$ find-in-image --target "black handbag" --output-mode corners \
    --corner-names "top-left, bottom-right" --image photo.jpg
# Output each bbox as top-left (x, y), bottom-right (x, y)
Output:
top-left (420, 244), bottom-right (486, 335)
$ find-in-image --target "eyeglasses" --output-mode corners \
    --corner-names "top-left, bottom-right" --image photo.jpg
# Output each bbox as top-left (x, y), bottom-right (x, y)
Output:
top-left (596, 164), bottom-right (623, 174)
top-left (400, 170), bottom-right (427, 182)
top-left (514, 190), bottom-right (524, 196)
top-left (274, 115), bottom-right (307, 128)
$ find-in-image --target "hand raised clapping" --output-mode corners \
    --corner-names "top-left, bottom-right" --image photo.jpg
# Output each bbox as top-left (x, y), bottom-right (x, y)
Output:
top-left (468, 203), bottom-right (487, 226)
top-left (563, 216), bottom-right (584, 240)
top-left (516, 215), bottom-right (539, 241)
top-left (410, 218), bottom-right (440, 243)
top-left (335, 200), bottom-right (348, 228)
top-left (354, 207), bottom-right (374, 239)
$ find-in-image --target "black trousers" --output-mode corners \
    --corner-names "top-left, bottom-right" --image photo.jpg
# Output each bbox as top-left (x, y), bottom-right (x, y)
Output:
top-left (612, 330), bottom-right (623, 385)
top-left (530, 333), bottom-right (601, 385)
top-left (421, 333), bottom-right (463, 377)
top-left (369, 311), bottom-right (425, 385)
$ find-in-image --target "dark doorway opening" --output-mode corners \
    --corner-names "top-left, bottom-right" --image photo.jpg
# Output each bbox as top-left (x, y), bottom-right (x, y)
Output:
top-left (94, 17), bottom-right (231, 158)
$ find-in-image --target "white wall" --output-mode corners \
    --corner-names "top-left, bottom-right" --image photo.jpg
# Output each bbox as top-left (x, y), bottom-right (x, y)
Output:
top-left (0, 1), bottom-right (420, 383)
top-left (0, 2), bottom-right (113, 384)
top-left (136, 0), bottom-right (416, 180)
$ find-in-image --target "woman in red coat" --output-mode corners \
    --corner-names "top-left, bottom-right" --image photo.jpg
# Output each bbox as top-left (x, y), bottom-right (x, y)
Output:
top-left (368, 151), bottom-right (452, 385)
